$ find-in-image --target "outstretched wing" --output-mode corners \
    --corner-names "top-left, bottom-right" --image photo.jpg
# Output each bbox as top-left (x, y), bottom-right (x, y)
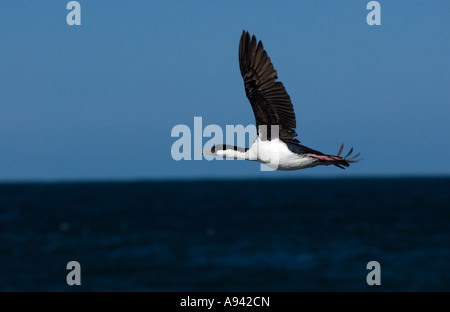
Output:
top-left (239, 30), bottom-right (299, 144)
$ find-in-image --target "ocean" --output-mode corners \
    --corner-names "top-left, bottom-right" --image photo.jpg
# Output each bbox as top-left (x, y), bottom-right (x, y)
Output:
top-left (0, 178), bottom-right (449, 291)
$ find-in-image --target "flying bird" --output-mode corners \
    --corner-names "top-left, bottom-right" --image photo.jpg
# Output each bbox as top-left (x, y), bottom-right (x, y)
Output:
top-left (202, 30), bottom-right (360, 170)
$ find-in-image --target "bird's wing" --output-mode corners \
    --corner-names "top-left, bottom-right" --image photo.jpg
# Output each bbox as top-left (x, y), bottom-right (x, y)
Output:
top-left (239, 30), bottom-right (299, 144)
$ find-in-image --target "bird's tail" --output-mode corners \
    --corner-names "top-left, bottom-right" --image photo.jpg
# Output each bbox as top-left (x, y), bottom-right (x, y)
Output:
top-left (329, 143), bottom-right (361, 169)
top-left (308, 143), bottom-right (361, 169)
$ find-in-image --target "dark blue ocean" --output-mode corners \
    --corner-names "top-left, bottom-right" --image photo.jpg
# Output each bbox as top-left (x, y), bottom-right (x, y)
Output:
top-left (1, 178), bottom-right (449, 291)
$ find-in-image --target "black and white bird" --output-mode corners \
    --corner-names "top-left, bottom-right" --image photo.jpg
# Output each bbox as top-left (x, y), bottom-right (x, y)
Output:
top-left (202, 30), bottom-right (360, 170)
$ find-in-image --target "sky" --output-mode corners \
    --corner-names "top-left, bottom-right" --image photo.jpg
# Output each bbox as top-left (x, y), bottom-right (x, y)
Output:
top-left (0, 1), bottom-right (449, 181)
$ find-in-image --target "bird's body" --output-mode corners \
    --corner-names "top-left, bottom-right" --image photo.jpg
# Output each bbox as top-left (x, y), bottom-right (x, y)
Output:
top-left (214, 139), bottom-right (320, 170)
top-left (203, 30), bottom-right (360, 170)
top-left (256, 140), bottom-right (321, 171)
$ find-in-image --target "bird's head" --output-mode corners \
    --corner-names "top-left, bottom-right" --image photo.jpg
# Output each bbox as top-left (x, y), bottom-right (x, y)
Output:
top-left (201, 145), bottom-right (248, 159)
top-left (201, 145), bottom-right (223, 157)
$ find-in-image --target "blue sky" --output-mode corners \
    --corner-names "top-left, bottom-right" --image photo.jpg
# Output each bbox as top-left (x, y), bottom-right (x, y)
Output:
top-left (0, 1), bottom-right (449, 181)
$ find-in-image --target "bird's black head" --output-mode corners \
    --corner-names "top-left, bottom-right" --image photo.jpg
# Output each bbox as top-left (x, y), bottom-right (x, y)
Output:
top-left (202, 145), bottom-right (227, 156)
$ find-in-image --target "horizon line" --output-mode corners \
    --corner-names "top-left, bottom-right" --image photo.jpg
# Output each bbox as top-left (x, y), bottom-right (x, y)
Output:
top-left (1, 173), bottom-right (449, 185)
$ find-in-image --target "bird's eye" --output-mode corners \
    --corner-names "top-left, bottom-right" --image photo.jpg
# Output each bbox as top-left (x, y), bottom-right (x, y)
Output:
top-left (211, 145), bottom-right (216, 153)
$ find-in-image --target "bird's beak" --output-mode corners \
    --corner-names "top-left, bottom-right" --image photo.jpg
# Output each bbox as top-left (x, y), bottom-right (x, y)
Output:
top-left (200, 151), bottom-right (213, 155)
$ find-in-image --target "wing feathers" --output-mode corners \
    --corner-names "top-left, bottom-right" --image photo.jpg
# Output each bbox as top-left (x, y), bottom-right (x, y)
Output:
top-left (239, 30), bottom-right (299, 143)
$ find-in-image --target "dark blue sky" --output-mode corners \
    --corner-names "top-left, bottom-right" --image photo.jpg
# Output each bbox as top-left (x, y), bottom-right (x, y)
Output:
top-left (0, 1), bottom-right (449, 181)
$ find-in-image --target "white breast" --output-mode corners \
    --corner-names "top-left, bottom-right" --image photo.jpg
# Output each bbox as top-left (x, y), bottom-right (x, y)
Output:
top-left (248, 138), bottom-right (319, 171)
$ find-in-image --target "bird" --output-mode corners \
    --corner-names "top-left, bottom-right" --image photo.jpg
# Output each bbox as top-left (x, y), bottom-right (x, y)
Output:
top-left (202, 30), bottom-right (360, 171)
